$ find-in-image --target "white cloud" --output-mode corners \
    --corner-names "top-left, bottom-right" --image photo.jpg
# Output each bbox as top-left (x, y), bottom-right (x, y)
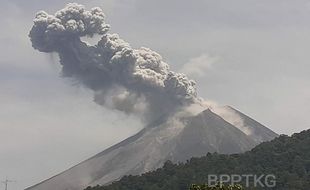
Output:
top-left (180, 54), bottom-right (218, 77)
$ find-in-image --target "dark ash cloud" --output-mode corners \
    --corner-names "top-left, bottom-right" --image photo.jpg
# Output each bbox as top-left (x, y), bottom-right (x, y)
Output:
top-left (29, 3), bottom-right (198, 123)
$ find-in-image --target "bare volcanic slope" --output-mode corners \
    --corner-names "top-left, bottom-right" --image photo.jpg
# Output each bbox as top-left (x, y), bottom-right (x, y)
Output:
top-left (25, 108), bottom-right (277, 190)
top-left (222, 106), bottom-right (279, 143)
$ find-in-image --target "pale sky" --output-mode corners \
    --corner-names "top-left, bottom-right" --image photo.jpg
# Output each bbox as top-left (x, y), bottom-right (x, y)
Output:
top-left (1, 0), bottom-right (310, 189)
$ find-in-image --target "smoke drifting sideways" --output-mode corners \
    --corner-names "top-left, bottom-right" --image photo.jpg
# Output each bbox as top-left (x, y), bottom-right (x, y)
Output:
top-left (29, 3), bottom-right (199, 124)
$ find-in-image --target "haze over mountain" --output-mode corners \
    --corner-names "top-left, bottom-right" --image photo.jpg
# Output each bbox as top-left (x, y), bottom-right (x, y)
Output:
top-left (26, 107), bottom-right (277, 190)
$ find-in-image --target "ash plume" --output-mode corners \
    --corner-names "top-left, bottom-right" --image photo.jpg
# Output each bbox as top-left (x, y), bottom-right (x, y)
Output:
top-left (29, 3), bottom-right (198, 123)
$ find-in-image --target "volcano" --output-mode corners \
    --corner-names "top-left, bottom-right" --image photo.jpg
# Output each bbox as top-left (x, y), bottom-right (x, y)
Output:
top-left (26, 107), bottom-right (278, 190)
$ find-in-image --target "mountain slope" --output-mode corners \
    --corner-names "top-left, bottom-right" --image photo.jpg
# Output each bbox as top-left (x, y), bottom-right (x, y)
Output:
top-left (26, 107), bottom-right (277, 190)
top-left (169, 109), bottom-right (256, 162)
top-left (87, 129), bottom-right (310, 190)
top-left (222, 106), bottom-right (279, 143)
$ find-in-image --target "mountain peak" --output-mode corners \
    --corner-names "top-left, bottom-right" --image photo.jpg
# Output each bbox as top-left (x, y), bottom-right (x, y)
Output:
top-left (26, 107), bottom-right (278, 190)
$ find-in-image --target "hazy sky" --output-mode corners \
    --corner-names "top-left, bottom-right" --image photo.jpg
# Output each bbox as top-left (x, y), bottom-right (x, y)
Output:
top-left (1, 0), bottom-right (310, 189)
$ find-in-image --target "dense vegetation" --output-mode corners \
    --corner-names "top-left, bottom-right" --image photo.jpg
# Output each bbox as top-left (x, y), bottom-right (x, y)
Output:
top-left (85, 129), bottom-right (310, 190)
top-left (87, 183), bottom-right (244, 190)
top-left (189, 184), bottom-right (244, 190)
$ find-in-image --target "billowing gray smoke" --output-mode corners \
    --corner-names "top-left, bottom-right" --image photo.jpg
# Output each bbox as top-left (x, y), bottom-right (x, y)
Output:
top-left (29, 3), bottom-right (198, 123)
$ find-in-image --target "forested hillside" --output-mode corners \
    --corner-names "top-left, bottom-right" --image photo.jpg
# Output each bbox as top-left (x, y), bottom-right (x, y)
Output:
top-left (86, 129), bottom-right (310, 190)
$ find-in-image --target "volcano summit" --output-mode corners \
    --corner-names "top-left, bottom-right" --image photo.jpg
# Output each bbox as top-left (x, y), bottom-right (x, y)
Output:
top-left (26, 107), bottom-right (277, 190)
top-left (27, 3), bottom-right (278, 190)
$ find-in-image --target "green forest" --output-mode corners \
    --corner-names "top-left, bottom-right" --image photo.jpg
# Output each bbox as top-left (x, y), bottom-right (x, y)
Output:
top-left (85, 129), bottom-right (310, 190)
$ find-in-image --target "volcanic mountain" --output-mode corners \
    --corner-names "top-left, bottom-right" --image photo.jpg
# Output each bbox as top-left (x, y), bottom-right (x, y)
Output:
top-left (26, 107), bottom-right (278, 190)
